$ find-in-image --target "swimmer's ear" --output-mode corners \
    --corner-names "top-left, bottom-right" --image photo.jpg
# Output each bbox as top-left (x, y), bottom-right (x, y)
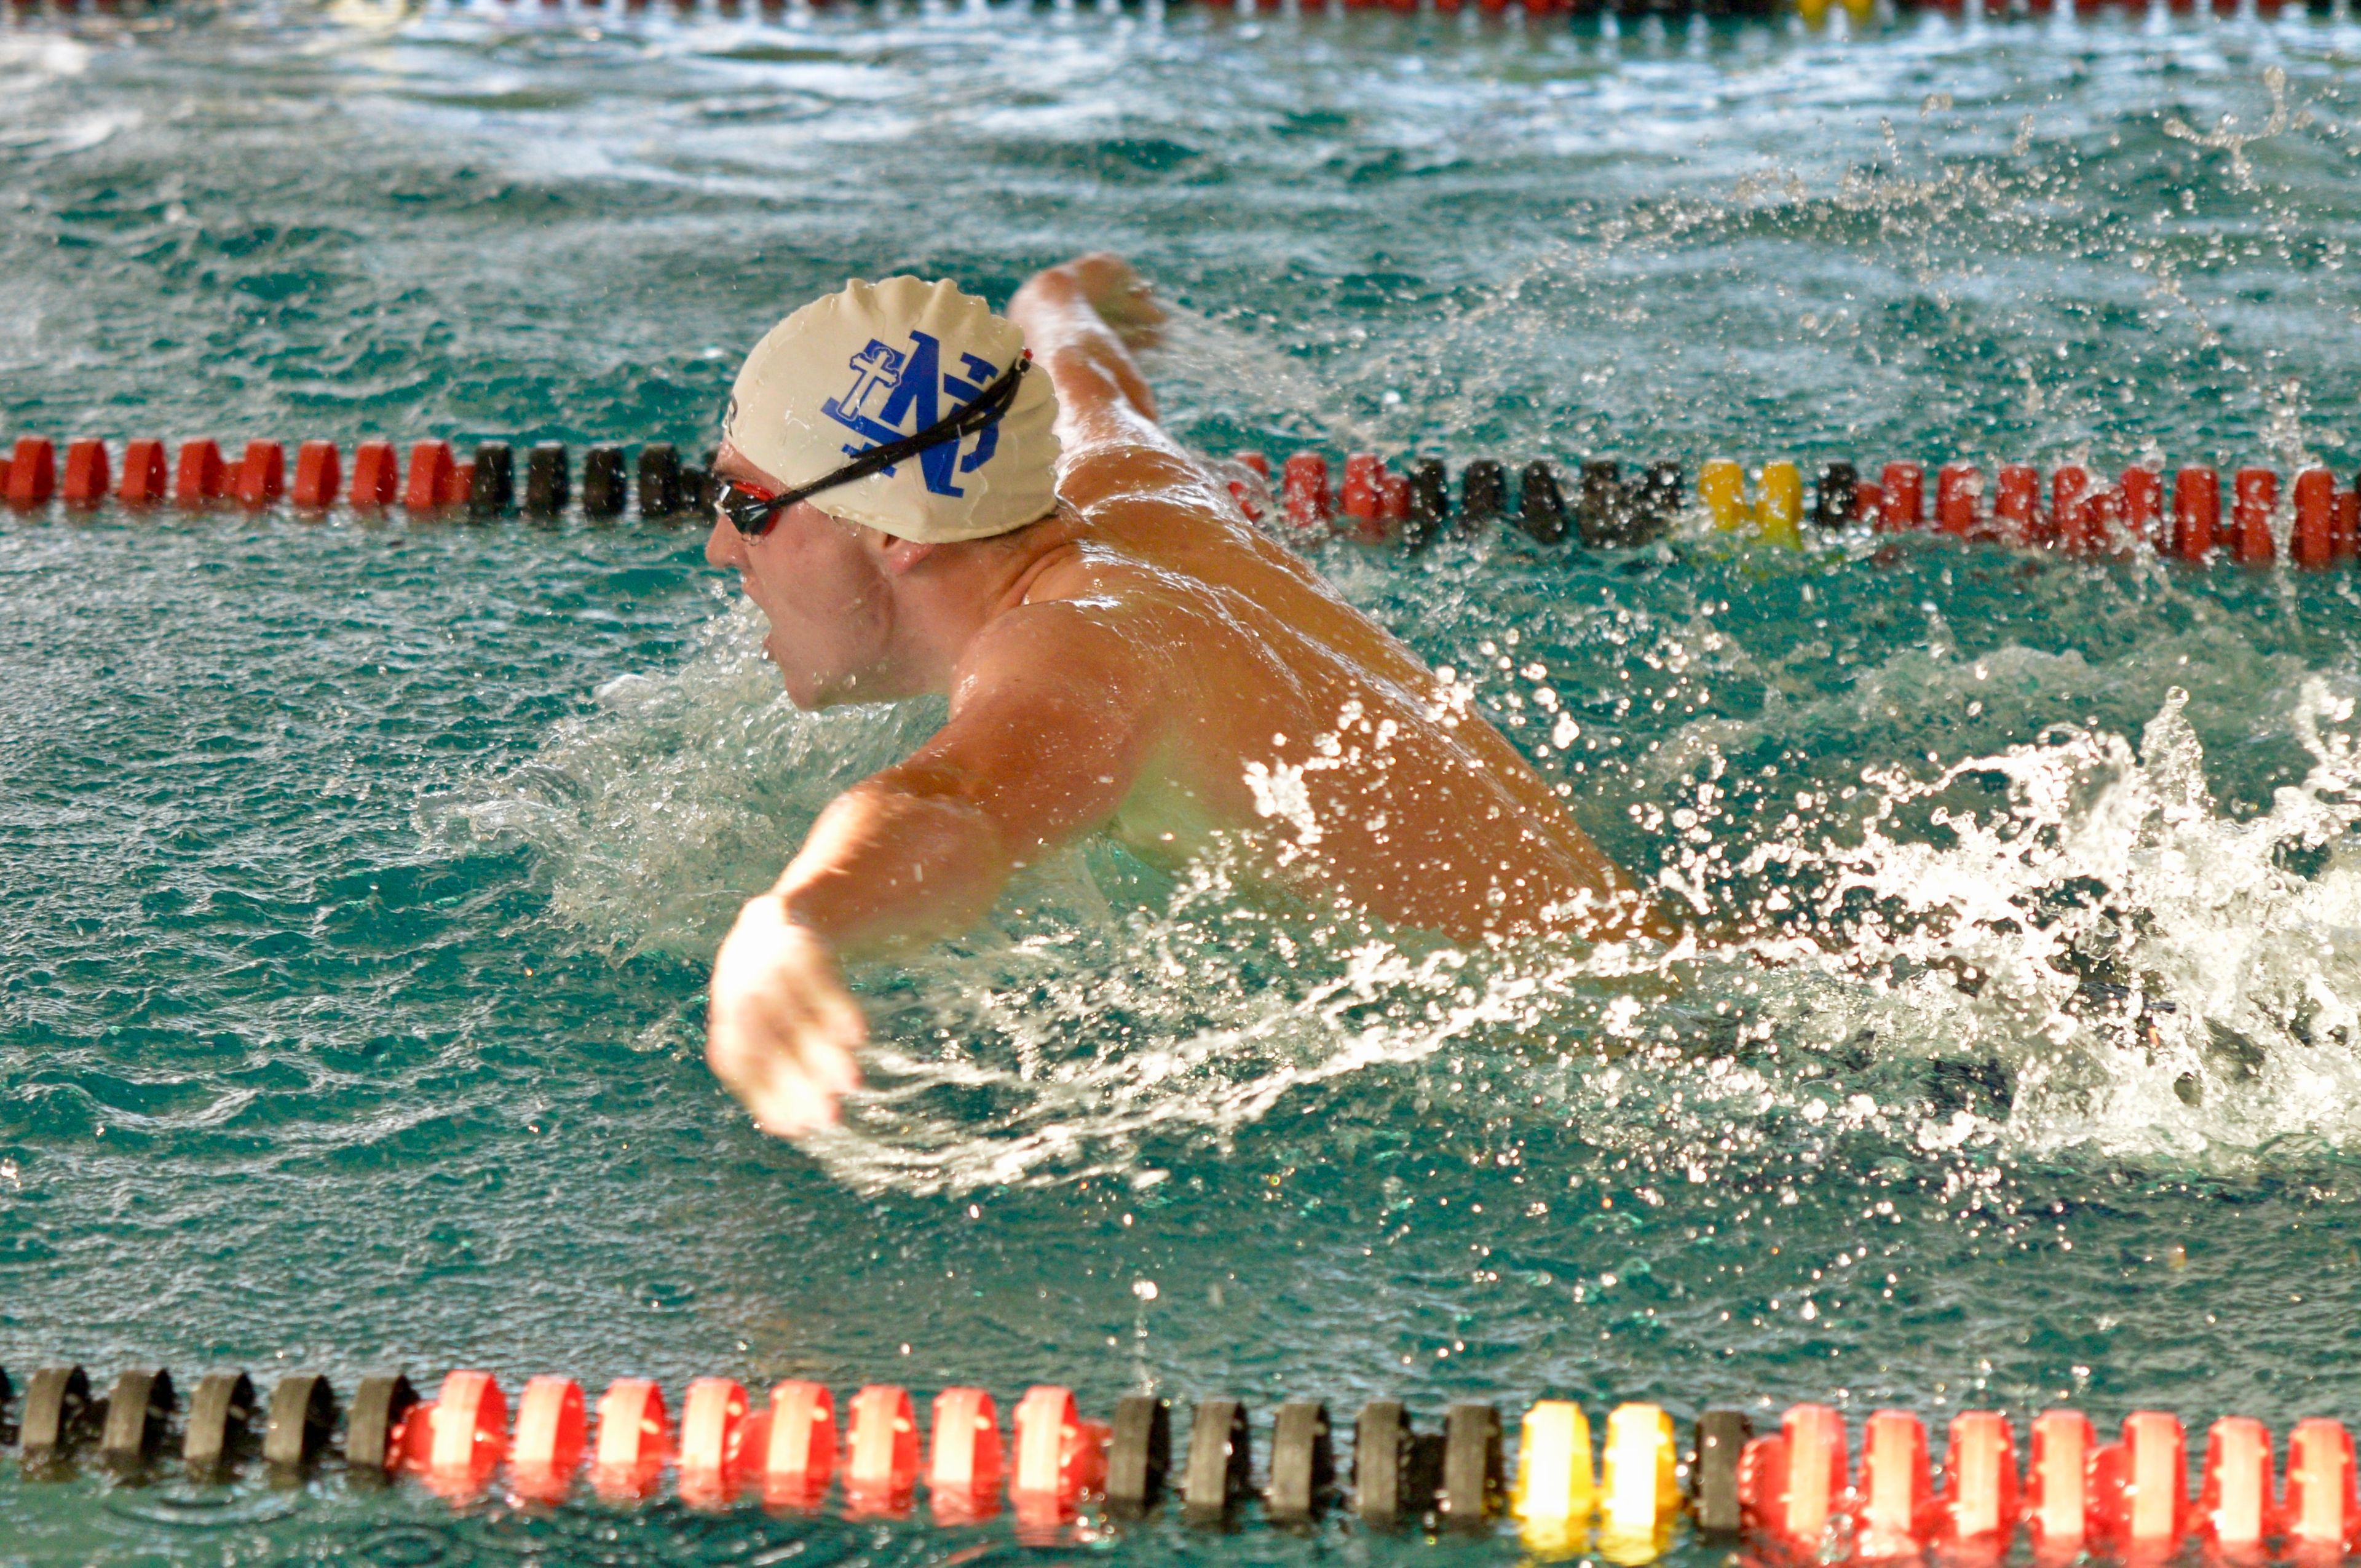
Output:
top-left (872, 533), bottom-right (940, 575)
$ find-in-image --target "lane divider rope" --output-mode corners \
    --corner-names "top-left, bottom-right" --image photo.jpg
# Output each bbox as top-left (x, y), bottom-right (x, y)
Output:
top-left (3, 1363), bottom-right (2358, 1556)
top-left (0, 437), bottom-right (707, 522)
top-left (7, 435), bottom-right (2359, 573)
top-left (1236, 447), bottom-right (2361, 570)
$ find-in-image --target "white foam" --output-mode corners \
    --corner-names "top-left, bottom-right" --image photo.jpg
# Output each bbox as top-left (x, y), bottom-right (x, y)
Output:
top-left (453, 580), bottom-right (2361, 1194)
top-left (437, 594), bottom-right (944, 960)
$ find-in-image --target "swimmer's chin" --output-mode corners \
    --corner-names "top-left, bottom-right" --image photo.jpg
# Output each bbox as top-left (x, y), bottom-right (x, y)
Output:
top-left (764, 646), bottom-right (866, 712)
top-left (761, 639), bottom-right (823, 710)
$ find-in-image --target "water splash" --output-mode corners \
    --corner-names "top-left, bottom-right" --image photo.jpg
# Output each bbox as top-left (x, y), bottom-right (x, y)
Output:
top-left (1732, 676), bottom-right (2361, 1163)
top-left (472, 579), bottom-right (2361, 1196)
top-left (438, 593), bottom-right (946, 961)
top-left (1154, 306), bottom-right (1393, 455)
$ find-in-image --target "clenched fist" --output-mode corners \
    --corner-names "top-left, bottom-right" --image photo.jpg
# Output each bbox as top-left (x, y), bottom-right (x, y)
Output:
top-left (706, 895), bottom-right (866, 1136)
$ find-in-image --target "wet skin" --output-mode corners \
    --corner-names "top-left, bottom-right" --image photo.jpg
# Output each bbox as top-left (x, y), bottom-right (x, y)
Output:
top-left (703, 255), bottom-right (1665, 1137)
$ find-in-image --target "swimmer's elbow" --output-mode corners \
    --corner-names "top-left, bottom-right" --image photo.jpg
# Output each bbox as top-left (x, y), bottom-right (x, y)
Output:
top-left (1038, 346), bottom-right (1161, 446)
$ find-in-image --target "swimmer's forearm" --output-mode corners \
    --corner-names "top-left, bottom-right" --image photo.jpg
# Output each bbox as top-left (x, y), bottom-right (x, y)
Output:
top-left (767, 782), bottom-right (1014, 957)
top-left (769, 602), bottom-right (1152, 956)
top-left (1008, 262), bottom-right (1161, 435)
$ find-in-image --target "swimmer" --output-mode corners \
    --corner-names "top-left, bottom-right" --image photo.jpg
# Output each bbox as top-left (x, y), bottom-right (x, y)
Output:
top-left (703, 255), bottom-right (1671, 1136)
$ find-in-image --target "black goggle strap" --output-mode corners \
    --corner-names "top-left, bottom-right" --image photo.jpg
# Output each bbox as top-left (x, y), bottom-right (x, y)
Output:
top-left (730, 352), bottom-right (1032, 536)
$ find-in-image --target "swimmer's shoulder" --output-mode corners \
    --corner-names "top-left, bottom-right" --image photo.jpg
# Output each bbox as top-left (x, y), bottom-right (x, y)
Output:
top-left (1059, 438), bottom-right (1237, 517)
top-left (1059, 453), bottom-right (1299, 575)
top-left (951, 567), bottom-right (1239, 745)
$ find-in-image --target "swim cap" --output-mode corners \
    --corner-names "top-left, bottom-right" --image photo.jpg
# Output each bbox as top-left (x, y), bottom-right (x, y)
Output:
top-left (724, 277), bottom-right (1062, 545)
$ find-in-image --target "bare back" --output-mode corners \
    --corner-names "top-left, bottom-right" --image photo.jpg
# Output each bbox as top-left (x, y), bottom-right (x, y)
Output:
top-left (1000, 439), bottom-right (1656, 943)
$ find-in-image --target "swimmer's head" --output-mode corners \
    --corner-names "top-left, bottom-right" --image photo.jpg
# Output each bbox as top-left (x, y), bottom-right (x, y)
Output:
top-left (721, 276), bottom-right (1061, 544)
top-left (708, 279), bottom-right (1065, 710)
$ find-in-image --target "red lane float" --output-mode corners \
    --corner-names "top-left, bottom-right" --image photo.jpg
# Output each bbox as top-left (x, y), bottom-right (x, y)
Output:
top-left (2336, 488), bottom-right (2360, 566)
top-left (845, 1384), bottom-right (919, 1514)
top-left (1856, 1409), bottom-right (1930, 1557)
top-left (1788, 1403), bottom-right (1848, 1545)
top-left (2058, 485), bottom-right (2097, 555)
top-left (2027, 1408), bottom-right (2094, 1558)
top-left (1337, 451), bottom-right (1401, 544)
top-left (926, 1386), bottom-right (1002, 1521)
top-left (173, 439), bottom-right (226, 509)
top-left (2286, 1419), bottom-right (2361, 1559)
top-left (2175, 465), bottom-right (2220, 560)
top-left (395, 1369), bottom-right (508, 1497)
top-left (2121, 464), bottom-right (2162, 547)
top-left (1942, 1410), bottom-right (2019, 1553)
top-left (593, 1377), bottom-right (671, 1499)
top-left (237, 440), bottom-right (285, 509)
top-left (757, 1379), bottom-right (837, 1506)
top-left (118, 438), bottom-right (167, 506)
top-left (1226, 479), bottom-right (1265, 523)
top-left (2233, 467), bottom-right (2277, 564)
top-left (1010, 1382), bottom-right (1107, 1528)
top-left (510, 1375), bottom-right (587, 1503)
top-left (1878, 461), bottom-right (1923, 531)
top-left (293, 440), bottom-right (342, 509)
top-left (2293, 467), bottom-right (2335, 571)
top-left (2108, 1410), bottom-right (2188, 1553)
top-left (679, 1377), bottom-right (753, 1507)
top-left (1340, 451), bottom-right (1385, 531)
top-left (1855, 477), bottom-right (1884, 523)
top-left (1282, 453), bottom-right (1331, 531)
top-left (2051, 464), bottom-right (2089, 547)
top-left (1742, 1403), bottom-right (1846, 1548)
top-left (1995, 462), bottom-right (2038, 544)
top-left (404, 440), bottom-right (456, 513)
top-left (2068, 486), bottom-right (2123, 557)
top-left (2199, 1415), bottom-right (2275, 1551)
top-left (350, 440), bottom-right (399, 507)
top-left (7, 438), bottom-right (56, 508)
top-left (1227, 450), bottom-right (1270, 523)
top-left (1738, 1430), bottom-right (1790, 1538)
top-left (62, 440), bottom-right (109, 508)
top-left (1936, 461), bottom-right (1978, 537)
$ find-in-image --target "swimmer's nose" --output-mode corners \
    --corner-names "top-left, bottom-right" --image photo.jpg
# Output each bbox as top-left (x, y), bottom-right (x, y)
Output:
top-left (704, 512), bottom-right (742, 569)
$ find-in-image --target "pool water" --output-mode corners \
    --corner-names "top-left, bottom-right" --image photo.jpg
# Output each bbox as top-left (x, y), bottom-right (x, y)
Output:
top-left (6, 1), bottom-right (2361, 1561)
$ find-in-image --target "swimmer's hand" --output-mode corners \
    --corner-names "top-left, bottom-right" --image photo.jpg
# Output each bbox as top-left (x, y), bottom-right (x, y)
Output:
top-left (706, 895), bottom-right (865, 1138)
top-left (1049, 252), bottom-right (1168, 350)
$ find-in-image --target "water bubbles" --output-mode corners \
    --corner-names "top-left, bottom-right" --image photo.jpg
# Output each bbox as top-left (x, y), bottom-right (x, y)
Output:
top-left (489, 593), bottom-right (2357, 1208)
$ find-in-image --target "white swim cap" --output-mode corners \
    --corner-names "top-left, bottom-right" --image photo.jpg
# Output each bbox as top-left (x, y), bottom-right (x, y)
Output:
top-left (723, 276), bottom-right (1061, 545)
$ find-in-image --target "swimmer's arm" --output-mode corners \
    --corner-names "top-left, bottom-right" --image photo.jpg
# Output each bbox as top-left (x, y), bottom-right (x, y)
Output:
top-left (1008, 255), bottom-right (1191, 472)
top-left (774, 610), bottom-right (1159, 952)
top-left (706, 608), bottom-right (1161, 1136)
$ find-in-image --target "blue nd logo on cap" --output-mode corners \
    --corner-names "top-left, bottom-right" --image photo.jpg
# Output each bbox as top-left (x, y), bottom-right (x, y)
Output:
top-left (822, 333), bottom-right (1008, 499)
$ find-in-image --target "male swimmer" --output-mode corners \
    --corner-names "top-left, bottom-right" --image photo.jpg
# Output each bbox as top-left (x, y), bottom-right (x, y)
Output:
top-left (702, 255), bottom-right (1668, 1136)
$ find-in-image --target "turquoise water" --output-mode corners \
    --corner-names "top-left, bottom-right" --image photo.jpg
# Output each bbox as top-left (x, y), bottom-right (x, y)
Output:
top-left (7, 1), bottom-right (2361, 1562)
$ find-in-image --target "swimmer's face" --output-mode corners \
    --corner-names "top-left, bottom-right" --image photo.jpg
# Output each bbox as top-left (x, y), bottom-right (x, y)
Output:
top-left (706, 446), bottom-right (896, 710)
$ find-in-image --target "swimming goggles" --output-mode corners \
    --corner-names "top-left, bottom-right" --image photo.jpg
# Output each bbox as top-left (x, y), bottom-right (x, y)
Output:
top-left (716, 352), bottom-right (1032, 538)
